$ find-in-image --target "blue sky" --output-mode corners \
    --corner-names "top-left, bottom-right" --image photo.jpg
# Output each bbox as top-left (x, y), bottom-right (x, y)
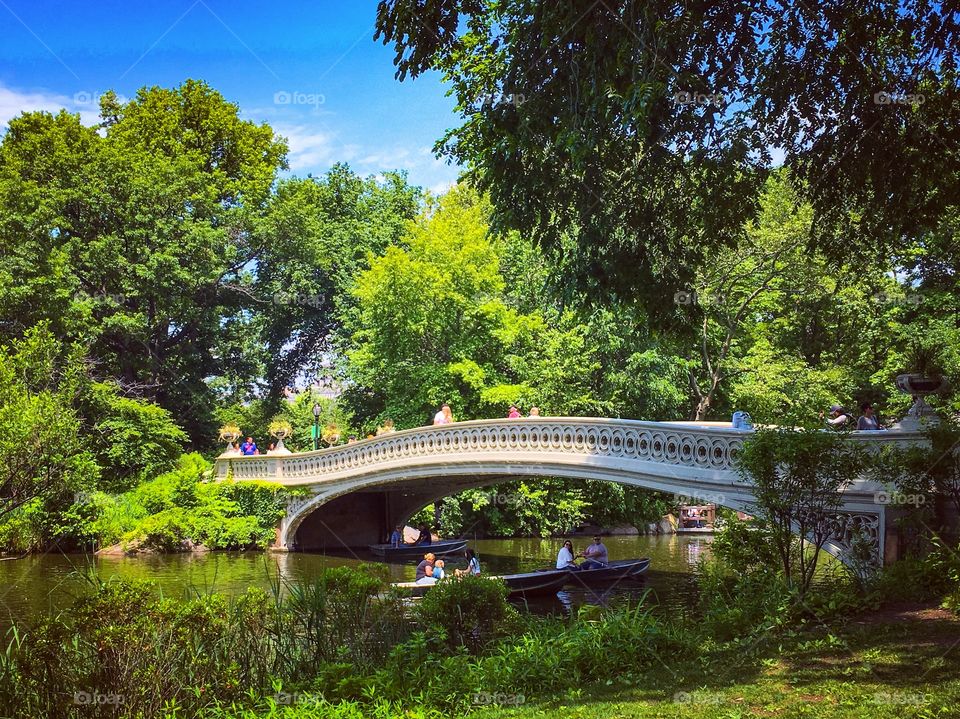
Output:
top-left (0, 0), bottom-right (461, 192)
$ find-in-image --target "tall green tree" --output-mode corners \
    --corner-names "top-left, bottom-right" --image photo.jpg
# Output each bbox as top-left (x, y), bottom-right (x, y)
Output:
top-left (0, 81), bottom-right (287, 442)
top-left (375, 1), bottom-right (960, 310)
top-left (0, 326), bottom-right (98, 520)
top-left (677, 172), bottom-right (925, 423)
top-left (343, 185), bottom-right (522, 425)
top-left (251, 166), bottom-right (422, 398)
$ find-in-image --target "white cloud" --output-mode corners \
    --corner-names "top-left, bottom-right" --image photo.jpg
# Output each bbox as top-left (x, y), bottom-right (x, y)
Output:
top-left (273, 124), bottom-right (341, 171)
top-left (272, 124), bottom-right (458, 189)
top-left (427, 180), bottom-right (456, 196)
top-left (0, 83), bottom-right (101, 131)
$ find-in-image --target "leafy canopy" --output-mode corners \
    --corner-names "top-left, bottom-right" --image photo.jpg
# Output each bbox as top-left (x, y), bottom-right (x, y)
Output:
top-left (375, 1), bottom-right (960, 310)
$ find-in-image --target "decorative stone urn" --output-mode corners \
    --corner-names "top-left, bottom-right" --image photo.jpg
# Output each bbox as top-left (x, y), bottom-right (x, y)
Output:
top-left (322, 423), bottom-right (341, 447)
top-left (218, 425), bottom-right (242, 456)
top-left (893, 373), bottom-right (947, 431)
top-left (268, 421), bottom-right (293, 455)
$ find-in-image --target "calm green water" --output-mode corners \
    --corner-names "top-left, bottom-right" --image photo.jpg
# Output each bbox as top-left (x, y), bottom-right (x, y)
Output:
top-left (0, 534), bottom-right (712, 623)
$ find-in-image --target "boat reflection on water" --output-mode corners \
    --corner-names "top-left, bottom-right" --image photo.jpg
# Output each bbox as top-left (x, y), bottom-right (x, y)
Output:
top-left (687, 538), bottom-right (708, 564)
top-left (510, 577), bottom-right (651, 616)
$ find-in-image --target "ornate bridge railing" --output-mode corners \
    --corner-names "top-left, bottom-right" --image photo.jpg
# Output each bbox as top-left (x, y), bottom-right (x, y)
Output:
top-left (215, 418), bottom-right (758, 485)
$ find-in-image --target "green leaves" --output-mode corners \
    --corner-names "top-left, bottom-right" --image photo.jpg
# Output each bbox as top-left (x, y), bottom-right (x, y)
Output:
top-left (0, 81), bottom-right (288, 443)
top-left (375, 1), bottom-right (960, 313)
top-left (738, 427), bottom-right (868, 595)
top-left (0, 325), bottom-right (98, 521)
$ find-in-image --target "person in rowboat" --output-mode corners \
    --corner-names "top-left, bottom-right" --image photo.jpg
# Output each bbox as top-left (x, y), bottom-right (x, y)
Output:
top-left (455, 548), bottom-right (481, 577)
top-left (578, 535), bottom-right (609, 569)
top-left (389, 525), bottom-right (403, 547)
top-left (556, 540), bottom-right (579, 570)
top-left (414, 524), bottom-right (432, 545)
top-left (415, 553), bottom-right (437, 585)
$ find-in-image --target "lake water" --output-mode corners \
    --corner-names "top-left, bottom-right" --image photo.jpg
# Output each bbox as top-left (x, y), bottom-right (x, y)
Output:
top-left (0, 534), bottom-right (712, 623)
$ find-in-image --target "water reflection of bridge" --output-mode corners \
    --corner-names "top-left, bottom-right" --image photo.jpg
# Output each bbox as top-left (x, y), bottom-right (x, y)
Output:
top-left (214, 418), bottom-right (925, 566)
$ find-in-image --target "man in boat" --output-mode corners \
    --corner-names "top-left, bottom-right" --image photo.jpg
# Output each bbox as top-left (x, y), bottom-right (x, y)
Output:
top-left (414, 524), bottom-right (432, 545)
top-left (578, 535), bottom-right (609, 569)
top-left (389, 525), bottom-right (403, 547)
top-left (415, 553), bottom-right (437, 585)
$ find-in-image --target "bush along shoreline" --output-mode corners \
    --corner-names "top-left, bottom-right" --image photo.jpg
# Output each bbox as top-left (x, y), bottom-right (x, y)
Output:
top-left (0, 454), bottom-right (302, 555)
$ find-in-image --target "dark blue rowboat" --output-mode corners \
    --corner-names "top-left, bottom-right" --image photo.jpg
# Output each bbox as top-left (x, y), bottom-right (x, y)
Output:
top-left (560, 557), bottom-right (651, 585)
top-left (392, 567), bottom-right (570, 598)
top-left (369, 539), bottom-right (467, 558)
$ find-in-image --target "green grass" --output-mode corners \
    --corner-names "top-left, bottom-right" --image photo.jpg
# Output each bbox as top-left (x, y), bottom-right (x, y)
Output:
top-left (467, 610), bottom-right (960, 719)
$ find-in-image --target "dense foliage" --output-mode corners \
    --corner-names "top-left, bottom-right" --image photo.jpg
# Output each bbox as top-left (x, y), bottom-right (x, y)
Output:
top-left (375, 1), bottom-right (960, 312)
top-left (1, 547), bottom-right (957, 719)
top-left (0, 76), bottom-right (957, 545)
top-left (0, 453), bottom-right (294, 553)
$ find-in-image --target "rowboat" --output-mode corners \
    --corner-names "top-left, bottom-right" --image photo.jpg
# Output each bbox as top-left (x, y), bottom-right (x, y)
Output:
top-left (497, 568), bottom-right (572, 597)
top-left (392, 568), bottom-right (570, 599)
top-left (368, 539), bottom-right (468, 558)
top-left (557, 557), bottom-right (651, 585)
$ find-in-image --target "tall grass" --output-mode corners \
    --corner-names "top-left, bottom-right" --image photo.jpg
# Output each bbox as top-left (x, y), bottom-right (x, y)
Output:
top-left (0, 567), bottom-right (679, 719)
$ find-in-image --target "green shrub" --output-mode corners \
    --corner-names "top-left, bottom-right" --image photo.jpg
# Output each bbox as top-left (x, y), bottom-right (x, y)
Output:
top-left (696, 560), bottom-right (793, 641)
top-left (0, 579), bottom-right (276, 719)
top-left (868, 539), bottom-right (960, 605)
top-left (273, 565), bottom-right (410, 675)
top-left (710, 516), bottom-right (781, 574)
top-left (216, 480), bottom-right (289, 529)
top-left (80, 381), bottom-right (188, 492)
top-left (101, 457), bottom-right (292, 551)
top-left (129, 509), bottom-right (193, 552)
top-left (415, 575), bottom-right (518, 654)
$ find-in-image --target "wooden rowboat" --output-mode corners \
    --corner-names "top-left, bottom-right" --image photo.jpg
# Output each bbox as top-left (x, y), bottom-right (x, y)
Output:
top-left (556, 557), bottom-right (651, 586)
top-left (368, 539), bottom-right (468, 558)
top-left (392, 568), bottom-right (571, 599)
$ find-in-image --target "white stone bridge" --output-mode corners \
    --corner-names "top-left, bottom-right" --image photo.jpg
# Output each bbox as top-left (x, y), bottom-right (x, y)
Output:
top-left (214, 418), bottom-right (924, 565)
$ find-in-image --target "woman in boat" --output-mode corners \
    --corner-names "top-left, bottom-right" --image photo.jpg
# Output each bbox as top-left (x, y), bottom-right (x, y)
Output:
top-left (556, 540), bottom-right (578, 570)
top-left (415, 553), bottom-right (437, 585)
top-left (455, 548), bottom-right (481, 577)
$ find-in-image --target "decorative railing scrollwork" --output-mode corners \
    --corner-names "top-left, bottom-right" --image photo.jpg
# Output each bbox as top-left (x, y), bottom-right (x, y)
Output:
top-left (216, 419), bottom-right (752, 483)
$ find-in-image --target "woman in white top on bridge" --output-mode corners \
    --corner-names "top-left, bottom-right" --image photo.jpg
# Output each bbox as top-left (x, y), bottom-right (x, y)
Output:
top-left (433, 403), bottom-right (454, 425)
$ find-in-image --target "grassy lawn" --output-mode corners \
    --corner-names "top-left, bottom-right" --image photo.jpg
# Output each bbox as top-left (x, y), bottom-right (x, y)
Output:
top-left (470, 605), bottom-right (960, 719)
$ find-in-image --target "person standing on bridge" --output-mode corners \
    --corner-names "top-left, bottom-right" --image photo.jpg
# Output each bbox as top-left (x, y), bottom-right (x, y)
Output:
top-left (821, 405), bottom-right (852, 428)
top-left (578, 535), bottom-right (609, 569)
top-left (507, 405), bottom-right (521, 419)
top-left (857, 402), bottom-right (882, 430)
top-left (433, 403), bottom-right (454, 425)
top-left (240, 437), bottom-right (258, 455)
top-left (528, 406), bottom-right (540, 417)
